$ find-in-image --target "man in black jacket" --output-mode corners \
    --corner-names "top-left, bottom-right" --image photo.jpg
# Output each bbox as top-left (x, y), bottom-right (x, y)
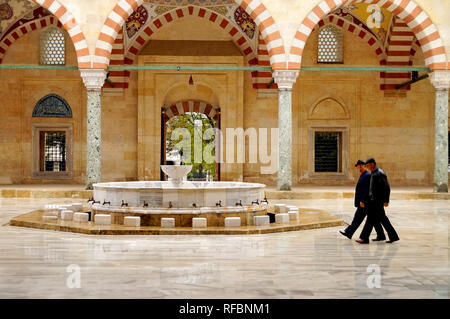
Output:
top-left (356, 158), bottom-right (400, 244)
top-left (339, 160), bottom-right (385, 240)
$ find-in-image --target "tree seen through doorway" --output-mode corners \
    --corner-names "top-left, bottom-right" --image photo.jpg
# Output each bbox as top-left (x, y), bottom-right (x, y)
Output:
top-left (165, 112), bottom-right (217, 181)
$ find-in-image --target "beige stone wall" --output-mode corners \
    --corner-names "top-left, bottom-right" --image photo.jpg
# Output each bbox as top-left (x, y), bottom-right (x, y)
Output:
top-left (0, 28), bottom-right (84, 184)
top-left (0, 8), bottom-right (443, 187)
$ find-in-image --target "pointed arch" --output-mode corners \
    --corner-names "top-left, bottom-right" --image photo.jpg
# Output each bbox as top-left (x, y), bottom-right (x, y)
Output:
top-left (29, 0), bottom-right (90, 68)
top-left (289, 0), bottom-right (447, 70)
top-left (94, 0), bottom-right (286, 69)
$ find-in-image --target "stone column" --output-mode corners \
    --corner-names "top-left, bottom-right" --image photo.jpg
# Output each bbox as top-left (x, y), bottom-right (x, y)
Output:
top-left (273, 70), bottom-right (299, 191)
top-left (429, 70), bottom-right (450, 193)
top-left (80, 69), bottom-right (107, 190)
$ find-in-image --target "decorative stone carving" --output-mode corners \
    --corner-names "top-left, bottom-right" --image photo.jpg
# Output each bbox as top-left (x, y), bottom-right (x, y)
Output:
top-left (309, 97), bottom-right (349, 120)
top-left (429, 70), bottom-right (450, 90)
top-left (80, 69), bottom-right (107, 91)
top-left (272, 70), bottom-right (299, 90)
top-left (126, 5), bottom-right (149, 38)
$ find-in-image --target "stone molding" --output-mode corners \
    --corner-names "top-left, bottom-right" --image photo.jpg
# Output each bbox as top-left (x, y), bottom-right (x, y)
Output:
top-left (429, 70), bottom-right (450, 91)
top-left (272, 70), bottom-right (299, 90)
top-left (80, 69), bottom-right (107, 91)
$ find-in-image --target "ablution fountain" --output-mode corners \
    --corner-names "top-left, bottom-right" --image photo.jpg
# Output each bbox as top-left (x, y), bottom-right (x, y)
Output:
top-left (90, 165), bottom-right (268, 227)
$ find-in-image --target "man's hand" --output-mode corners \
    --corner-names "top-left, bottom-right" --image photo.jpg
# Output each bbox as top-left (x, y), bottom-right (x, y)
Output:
top-left (360, 202), bottom-right (365, 208)
top-left (384, 202), bottom-right (389, 207)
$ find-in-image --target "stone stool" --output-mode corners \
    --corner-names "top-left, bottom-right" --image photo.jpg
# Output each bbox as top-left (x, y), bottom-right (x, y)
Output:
top-left (274, 204), bottom-right (287, 213)
top-left (60, 210), bottom-right (74, 221)
top-left (42, 215), bottom-right (58, 222)
top-left (71, 203), bottom-right (83, 211)
top-left (224, 217), bottom-right (241, 227)
top-left (275, 213), bottom-right (289, 224)
top-left (254, 215), bottom-right (270, 226)
top-left (73, 212), bottom-right (89, 223)
top-left (124, 216), bottom-right (141, 227)
top-left (288, 210), bottom-right (299, 221)
top-left (161, 218), bottom-right (175, 228)
top-left (192, 218), bottom-right (207, 228)
top-left (94, 214), bottom-right (112, 225)
top-left (286, 205), bottom-right (298, 211)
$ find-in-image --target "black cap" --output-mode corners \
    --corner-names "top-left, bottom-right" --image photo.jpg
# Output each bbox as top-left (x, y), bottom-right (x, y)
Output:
top-left (355, 160), bottom-right (365, 167)
top-left (365, 158), bottom-right (376, 165)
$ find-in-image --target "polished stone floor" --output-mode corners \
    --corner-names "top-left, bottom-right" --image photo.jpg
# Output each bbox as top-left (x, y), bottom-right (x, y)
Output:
top-left (0, 197), bottom-right (448, 298)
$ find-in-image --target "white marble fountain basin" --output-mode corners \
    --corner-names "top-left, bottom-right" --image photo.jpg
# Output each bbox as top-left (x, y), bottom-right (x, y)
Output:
top-left (93, 181), bottom-right (266, 209)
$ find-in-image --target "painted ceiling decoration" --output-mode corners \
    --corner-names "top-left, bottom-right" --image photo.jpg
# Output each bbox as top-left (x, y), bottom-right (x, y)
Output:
top-left (0, 6), bottom-right (51, 42)
top-left (126, 5), bottom-right (149, 38)
top-left (332, 7), bottom-right (377, 38)
top-left (0, 0), bottom-right (38, 38)
top-left (124, 1), bottom-right (258, 52)
top-left (145, 0), bottom-right (235, 5)
top-left (233, 6), bottom-right (255, 39)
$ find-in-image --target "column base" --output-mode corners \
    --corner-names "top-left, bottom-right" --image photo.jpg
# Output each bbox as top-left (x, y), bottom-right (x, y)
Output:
top-left (277, 184), bottom-right (292, 191)
top-left (434, 183), bottom-right (448, 193)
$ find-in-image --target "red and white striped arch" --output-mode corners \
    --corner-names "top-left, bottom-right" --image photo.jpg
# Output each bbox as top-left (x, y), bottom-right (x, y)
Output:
top-left (163, 100), bottom-right (220, 123)
top-left (32, 0), bottom-right (90, 68)
top-left (289, 0), bottom-right (447, 71)
top-left (318, 14), bottom-right (386, 64)
top-left (0, 16), bottom-right (63, 64)
top-left (124, 6), bottom-right (257, 65)
top-left (94, 0), bottom-right (286, 70)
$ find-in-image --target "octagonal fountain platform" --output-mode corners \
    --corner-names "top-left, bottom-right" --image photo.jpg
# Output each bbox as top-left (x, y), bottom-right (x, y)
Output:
top-left (91, 180), bottom-right (267, 227)
top-left (9, 165), bottom-right (345, 234)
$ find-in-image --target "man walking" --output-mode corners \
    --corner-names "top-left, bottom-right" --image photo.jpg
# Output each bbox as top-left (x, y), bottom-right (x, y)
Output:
top-left (339, 160), bottom-right (385, 240)
top-left (356, 158), bottom-right (400, 244)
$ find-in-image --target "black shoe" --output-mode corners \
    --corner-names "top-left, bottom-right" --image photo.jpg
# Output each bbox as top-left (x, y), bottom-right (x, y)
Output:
top-left (386, 238), bottom-right (400, 243)
top-left (372, 237), bottom-right (386, 242)
top-left (356, 239), bottom-right (369, 244)
top-left (339, 231), bottom-right (352, 239)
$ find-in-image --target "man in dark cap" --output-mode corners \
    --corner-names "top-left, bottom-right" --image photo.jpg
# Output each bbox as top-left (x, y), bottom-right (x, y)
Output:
top-left (339, 160), bottom-right (385, 240)
top-left (356, 158), bottom-right (400, 244)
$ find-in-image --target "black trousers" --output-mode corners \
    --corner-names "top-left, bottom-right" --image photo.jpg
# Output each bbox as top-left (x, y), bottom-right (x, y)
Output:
top-left (359, 202), bottom-right (399, 241)
top-left (345, 207), bottom-right (385, 239)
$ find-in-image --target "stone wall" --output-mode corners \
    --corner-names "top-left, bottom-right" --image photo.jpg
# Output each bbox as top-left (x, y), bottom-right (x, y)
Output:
top-left (0, 14), bottom-right (446, 187)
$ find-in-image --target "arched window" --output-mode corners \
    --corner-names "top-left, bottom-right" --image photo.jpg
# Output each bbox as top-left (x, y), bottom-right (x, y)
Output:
top-left (40, 27), bottom-right (65, 65)
top-left (318, 25), bottom-right (343, 63)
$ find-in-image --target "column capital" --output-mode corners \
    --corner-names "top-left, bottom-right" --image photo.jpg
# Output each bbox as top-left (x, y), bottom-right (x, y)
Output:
top-left (429, 70), bottom-right (450, 91)
top-left (80, 69), bottom-right (107, 91)
top-left (272, 70), bottom-right (299, 90)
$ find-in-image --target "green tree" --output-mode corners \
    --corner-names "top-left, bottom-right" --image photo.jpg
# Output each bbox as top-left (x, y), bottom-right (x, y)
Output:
top-left (166, 112), bottom-right (217, 180)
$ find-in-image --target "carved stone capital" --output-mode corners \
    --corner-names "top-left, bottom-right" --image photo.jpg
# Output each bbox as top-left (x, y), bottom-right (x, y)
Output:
top-left (272, 70), bottom-right (299, 90)
top-left (80, 69), bottom-right (107, 91)
top-left (429, 70), bottom-right (450, 91)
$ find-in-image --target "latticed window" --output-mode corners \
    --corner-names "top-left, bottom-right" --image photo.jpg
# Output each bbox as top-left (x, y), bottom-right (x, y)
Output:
top-left (39, 131), bottom-right (66, 172)
top-left (318, 25), bottom-right (343, 63)
top-left (314, 132), bottom-right (342, 173)
top-left (40, 27), bottom-right (65, 65)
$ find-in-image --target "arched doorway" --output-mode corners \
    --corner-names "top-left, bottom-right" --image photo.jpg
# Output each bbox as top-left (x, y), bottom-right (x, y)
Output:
top-left (161, 100), bottom-right (221, 181)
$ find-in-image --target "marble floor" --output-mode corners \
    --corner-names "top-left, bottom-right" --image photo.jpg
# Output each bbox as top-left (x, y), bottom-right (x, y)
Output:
top-left (0, 197), bottom-right (448, 298)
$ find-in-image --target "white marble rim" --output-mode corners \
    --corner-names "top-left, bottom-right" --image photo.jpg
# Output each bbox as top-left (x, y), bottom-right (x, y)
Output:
top-left (93, 181), bottom-right (266, 190)
top-left (92, 204), bottom-right (266, 214)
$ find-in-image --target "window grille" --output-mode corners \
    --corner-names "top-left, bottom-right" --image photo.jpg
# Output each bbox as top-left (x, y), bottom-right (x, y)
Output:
top-left (40, 27), bottom-right (65, 65)
top-left (40, 131), bottom-right (66, 172)
top-left (318, 25), bottom-right (343, 63)
top-left (314, 132), bottom-right (342, 172)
